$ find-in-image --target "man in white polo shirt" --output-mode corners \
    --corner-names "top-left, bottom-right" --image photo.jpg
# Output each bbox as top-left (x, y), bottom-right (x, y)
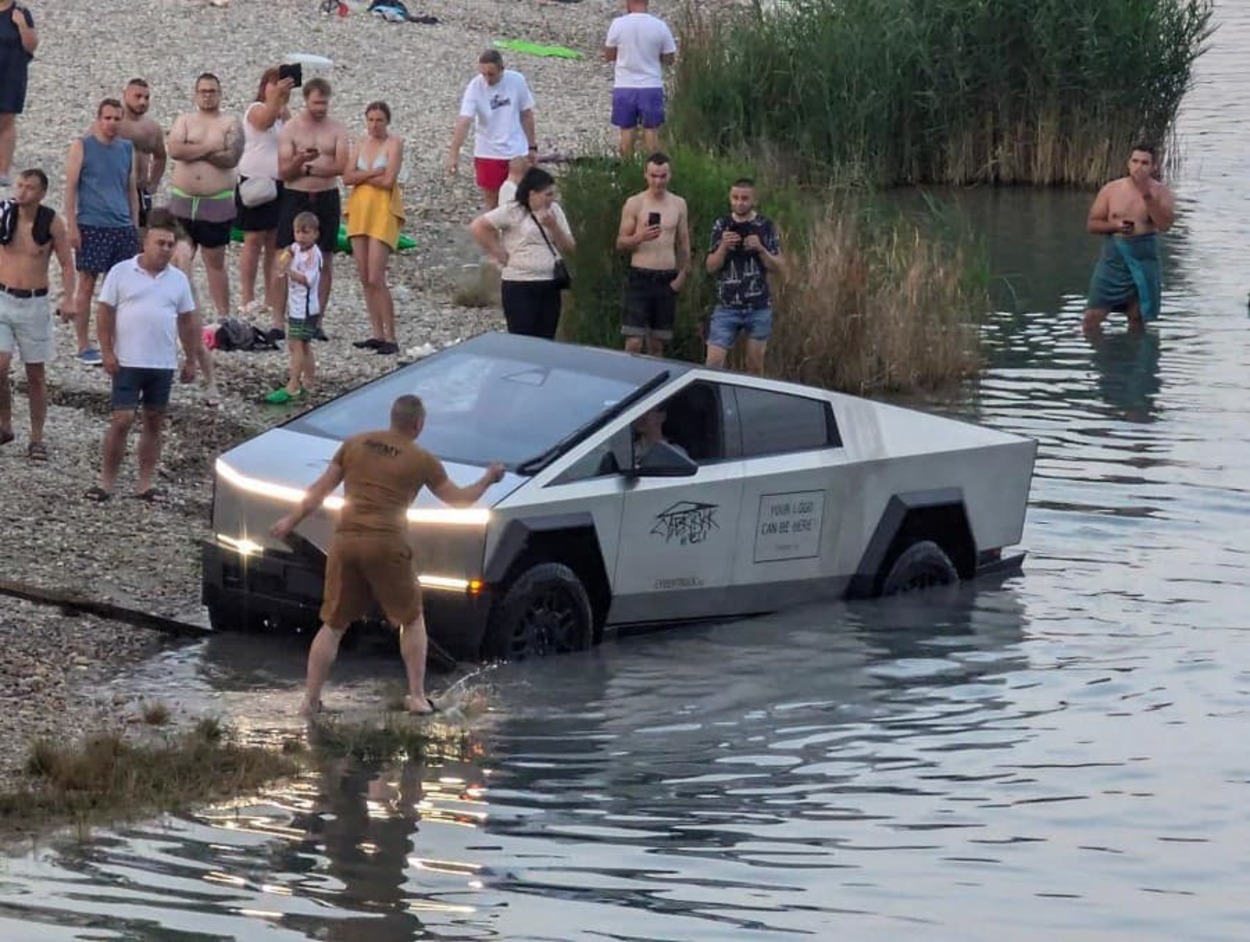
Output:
top-left (605, 0), bottom-right (677, 158)
top-left (86, 209), bottom-right (201, 503)
top-left (446, 49), bottom-right (537, 210)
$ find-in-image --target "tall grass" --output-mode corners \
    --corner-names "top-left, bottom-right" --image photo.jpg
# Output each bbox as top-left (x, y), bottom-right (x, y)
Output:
top-left (669, 0), bottom-right (1214, 186)
top-left (558, 150), bottom-right (986, 392)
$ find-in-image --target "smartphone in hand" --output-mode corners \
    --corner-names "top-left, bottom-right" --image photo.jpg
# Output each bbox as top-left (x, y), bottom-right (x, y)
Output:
top-left (647, 211), bottom-right (661, 228)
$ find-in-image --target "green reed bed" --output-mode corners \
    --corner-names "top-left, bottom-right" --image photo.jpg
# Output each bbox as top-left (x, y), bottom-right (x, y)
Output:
top-left (558, 150), bottom-right (986, 392)
top-left (669, 0), bottom-right (1214, 186)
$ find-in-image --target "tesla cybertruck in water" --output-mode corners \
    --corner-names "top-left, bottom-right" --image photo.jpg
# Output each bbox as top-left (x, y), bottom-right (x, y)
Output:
top-left (204, 332), bottom-right (1036, 660)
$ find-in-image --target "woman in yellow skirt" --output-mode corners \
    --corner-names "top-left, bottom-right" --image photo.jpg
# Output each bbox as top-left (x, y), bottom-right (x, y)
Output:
top-left (344, 101), bottom-right (405, 355)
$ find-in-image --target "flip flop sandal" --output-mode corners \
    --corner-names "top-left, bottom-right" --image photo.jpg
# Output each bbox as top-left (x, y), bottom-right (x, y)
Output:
top-left (84, 486), bottom-right (112, 503)
top-left (132, 488), bottom-right (163, 503)
top-left (26, 441), bottom-right (47, 461)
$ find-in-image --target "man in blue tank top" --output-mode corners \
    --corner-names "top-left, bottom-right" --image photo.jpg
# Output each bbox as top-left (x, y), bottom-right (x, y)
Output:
top-left (62, 98), bottom-right (139, 365)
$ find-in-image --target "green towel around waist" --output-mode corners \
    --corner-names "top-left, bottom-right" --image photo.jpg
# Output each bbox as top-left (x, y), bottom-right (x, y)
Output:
top-left (1087, 232), bottom-right (1162, 322)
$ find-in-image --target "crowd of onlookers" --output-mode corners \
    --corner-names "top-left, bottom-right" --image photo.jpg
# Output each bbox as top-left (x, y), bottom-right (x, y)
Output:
top-left (0, 0), bottom-right (786, 498)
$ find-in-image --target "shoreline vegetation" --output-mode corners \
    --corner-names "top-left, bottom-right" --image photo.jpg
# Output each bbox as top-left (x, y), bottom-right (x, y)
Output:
top-left (559, 0), bottom-right (1211, 392)
top-left (0, 707), bottom-right (454, 847)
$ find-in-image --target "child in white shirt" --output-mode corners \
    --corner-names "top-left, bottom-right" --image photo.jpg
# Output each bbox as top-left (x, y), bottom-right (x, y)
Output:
top-left (265, 211), bottom-right (323, 404)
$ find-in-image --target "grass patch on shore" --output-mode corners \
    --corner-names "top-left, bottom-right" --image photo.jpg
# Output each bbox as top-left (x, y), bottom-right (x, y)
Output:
top-left (559, 151), bottom-right (986, 392)
top-left (669, 0), bottom-right (1213, 186)
top-left (0, 716), bottom-right (299, 844)
top-left (0, 706), bottom-right (481, 844)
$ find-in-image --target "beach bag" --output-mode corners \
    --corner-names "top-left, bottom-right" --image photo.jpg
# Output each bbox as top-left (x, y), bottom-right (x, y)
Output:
top-left (369, 0), bottom-right (410, 21)
top-left (215, 318), bottom-right (278, 352)
top-left (239, 176), bottom-right (278, 208)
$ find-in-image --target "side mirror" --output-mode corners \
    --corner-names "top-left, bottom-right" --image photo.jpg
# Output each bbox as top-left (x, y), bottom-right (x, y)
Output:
top-left (625, 441), bottom-right (698, 478)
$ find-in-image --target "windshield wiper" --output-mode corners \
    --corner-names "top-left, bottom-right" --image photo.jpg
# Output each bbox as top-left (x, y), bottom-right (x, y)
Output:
top-left (515, 371), bottom-right (670, 475)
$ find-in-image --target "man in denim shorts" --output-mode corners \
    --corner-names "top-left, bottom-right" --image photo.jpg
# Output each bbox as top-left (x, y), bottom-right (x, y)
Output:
top-left (85, 211), bottom-right (201, 503)
top-left (704, 178), bottom-right (785, 376)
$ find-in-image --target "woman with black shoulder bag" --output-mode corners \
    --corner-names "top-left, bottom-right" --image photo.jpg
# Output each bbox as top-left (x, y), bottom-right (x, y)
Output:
top-left (470, 166), bottom-right (575, 340)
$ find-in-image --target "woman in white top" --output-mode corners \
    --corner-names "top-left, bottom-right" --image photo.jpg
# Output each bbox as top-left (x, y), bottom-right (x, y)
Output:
top-left (235, 67), bottom-right (294, 330)
top-left (469, 167), bottom-right (576, 339)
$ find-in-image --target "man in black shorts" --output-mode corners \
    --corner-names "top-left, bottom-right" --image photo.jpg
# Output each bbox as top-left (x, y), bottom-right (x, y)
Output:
top-left (87, 211), bottom-right (201, 502)
top-left (167, 73), bottom-right (243, 321)
top-left (277, 77), bottom-right (347, 339)
top-left (615, 152), bottom-right (690, 356)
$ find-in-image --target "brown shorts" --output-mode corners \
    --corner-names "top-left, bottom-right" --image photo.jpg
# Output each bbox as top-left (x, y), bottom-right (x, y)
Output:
top-left (320, 534), bottom-right (422, 629)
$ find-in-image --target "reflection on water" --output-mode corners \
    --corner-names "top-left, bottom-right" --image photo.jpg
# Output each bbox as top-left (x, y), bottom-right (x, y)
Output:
top-left (7, 6), bottom-right (1250, 940)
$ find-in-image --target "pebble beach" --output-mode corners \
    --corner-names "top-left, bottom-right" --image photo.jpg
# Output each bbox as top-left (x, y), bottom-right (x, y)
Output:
top-left (0, 0), bottom-right (679, 787)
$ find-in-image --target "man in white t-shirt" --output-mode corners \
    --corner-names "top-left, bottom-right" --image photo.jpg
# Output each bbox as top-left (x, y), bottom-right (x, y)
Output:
top-left (604, 0), bottom-right (677, 158)
top-left (86, 210), bottom-right (201, 503)
top-left (446, 49), bottom-right (538, 210)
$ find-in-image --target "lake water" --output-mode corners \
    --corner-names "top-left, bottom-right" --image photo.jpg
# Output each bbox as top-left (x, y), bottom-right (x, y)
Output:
top-left (5, 10), bottom-right (1250, 942)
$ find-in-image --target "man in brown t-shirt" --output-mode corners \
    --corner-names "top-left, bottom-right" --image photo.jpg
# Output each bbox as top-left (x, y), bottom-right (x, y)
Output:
top-left (272, 394), bottom-right (505, 716)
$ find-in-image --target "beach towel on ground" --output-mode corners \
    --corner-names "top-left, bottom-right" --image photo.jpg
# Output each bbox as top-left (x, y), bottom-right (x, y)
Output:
top-left (494, 39), bottom-right (584, 60)
top-left (1087, 232), bottom-right (1162, 322)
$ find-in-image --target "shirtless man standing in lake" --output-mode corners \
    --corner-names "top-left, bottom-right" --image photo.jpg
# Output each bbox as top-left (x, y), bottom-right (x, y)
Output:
top-left (118, 79), bottom-right (166, 226)
top-left (0, 169), bottom-right (74, 459)
top-left (615, 151), bottom-right (690, 356)
top-left (277, 77), bottom-right (347, 338)
top-left (1083, 143), bottom-right (1176, 334)
top-left (167, 72), bottom-right (242, 320)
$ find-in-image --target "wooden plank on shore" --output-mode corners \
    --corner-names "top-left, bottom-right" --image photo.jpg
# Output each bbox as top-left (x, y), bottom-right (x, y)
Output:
top-left (0, 578), bottom-right (210, 638)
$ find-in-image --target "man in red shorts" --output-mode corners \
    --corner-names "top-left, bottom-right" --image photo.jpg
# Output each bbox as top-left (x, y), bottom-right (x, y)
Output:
top-left (271, 394), bottom-right (505, 716)
top-left (446, 49), bottom-right (537, 210)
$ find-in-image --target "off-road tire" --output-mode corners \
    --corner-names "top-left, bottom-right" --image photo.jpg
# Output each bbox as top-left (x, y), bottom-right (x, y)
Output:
top-left (483, 562), bottom-right (594, 660)
top-left (881, 540), bottom-right (958, 596)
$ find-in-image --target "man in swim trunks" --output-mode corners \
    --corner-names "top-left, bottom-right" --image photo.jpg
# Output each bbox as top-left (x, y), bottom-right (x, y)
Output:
top-left (117, 78), bottom-right (166, 228)
top-left (277, 77), bottom-right (347, 338)
top-left (270, 393), bottom-right (505, 716)
top-left (1083, 143), bottom-right (1176, 334)
top-left (446, 49), bottom-right (538, 210)
top-left (63, 98), bottom-right (139, 365)
top-left (167, 72), bottom-right (243, 321)
top-left (0, 168), bottom-right (74, 460)
top-left (615, 151), bottom-right (690, 356)
top-left (604, 0), bottom-right (677, 159)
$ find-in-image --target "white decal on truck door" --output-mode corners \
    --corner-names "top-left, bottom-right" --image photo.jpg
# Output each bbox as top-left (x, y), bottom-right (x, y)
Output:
top-left (754, 491), bottom-right (824, 562)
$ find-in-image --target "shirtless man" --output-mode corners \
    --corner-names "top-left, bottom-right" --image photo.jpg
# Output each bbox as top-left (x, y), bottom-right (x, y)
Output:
top-left (1083, 143), bottom-right (1176, 334)
top-left (277, 77), bottom-right (347, 337)
top-left (118, 79), bottom-right (166, 226)
top-left (614, 152), bottom-right (690, 355)
top-left (166, 73), bottom-right (243, 320)
top-left (0, 169), bottom-right (74, 459)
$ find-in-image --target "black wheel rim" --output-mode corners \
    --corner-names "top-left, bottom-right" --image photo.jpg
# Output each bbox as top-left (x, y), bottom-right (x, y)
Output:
top-left (891, 564), bottom-right (953, 595)
top-left (512, 586), bottom-right (582, 657)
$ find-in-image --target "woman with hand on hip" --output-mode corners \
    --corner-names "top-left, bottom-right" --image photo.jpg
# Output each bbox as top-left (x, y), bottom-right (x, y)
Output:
top-left (236, 66), bottom-right (294, 334)
top-left (469, 167), bottom-right (575, 340)
top-left (344, 101), bottom-right (404, 356)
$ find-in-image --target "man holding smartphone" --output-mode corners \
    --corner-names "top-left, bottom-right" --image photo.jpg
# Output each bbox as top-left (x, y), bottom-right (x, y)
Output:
top-left (704, 178), bottom-right (784, 375)
top-left (1083, 142), bottom-right (1176, 334)
top-left (277, 77), bottom-right (348, 338)
top-left (615, 152), bottom-right (689, 356)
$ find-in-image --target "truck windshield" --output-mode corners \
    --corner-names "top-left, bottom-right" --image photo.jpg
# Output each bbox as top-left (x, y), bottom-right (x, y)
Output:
top-left (286, 346), bottom-right (645, 468)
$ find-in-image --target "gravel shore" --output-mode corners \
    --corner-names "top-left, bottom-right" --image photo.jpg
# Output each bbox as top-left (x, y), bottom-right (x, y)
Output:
top-left (0, 0), bottom-right (682, 785)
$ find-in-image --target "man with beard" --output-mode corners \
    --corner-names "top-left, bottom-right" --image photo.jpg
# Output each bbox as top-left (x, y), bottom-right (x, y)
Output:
top-left (117, 78), bottom-right (166, 226)
top-left (167, 72), bottom-right (243, 321)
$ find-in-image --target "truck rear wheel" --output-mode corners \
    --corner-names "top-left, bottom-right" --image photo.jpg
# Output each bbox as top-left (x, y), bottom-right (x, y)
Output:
top-left (483, 563), bottom-right (593, 661)
top-left (881, 540), bottom-right (958, 596)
